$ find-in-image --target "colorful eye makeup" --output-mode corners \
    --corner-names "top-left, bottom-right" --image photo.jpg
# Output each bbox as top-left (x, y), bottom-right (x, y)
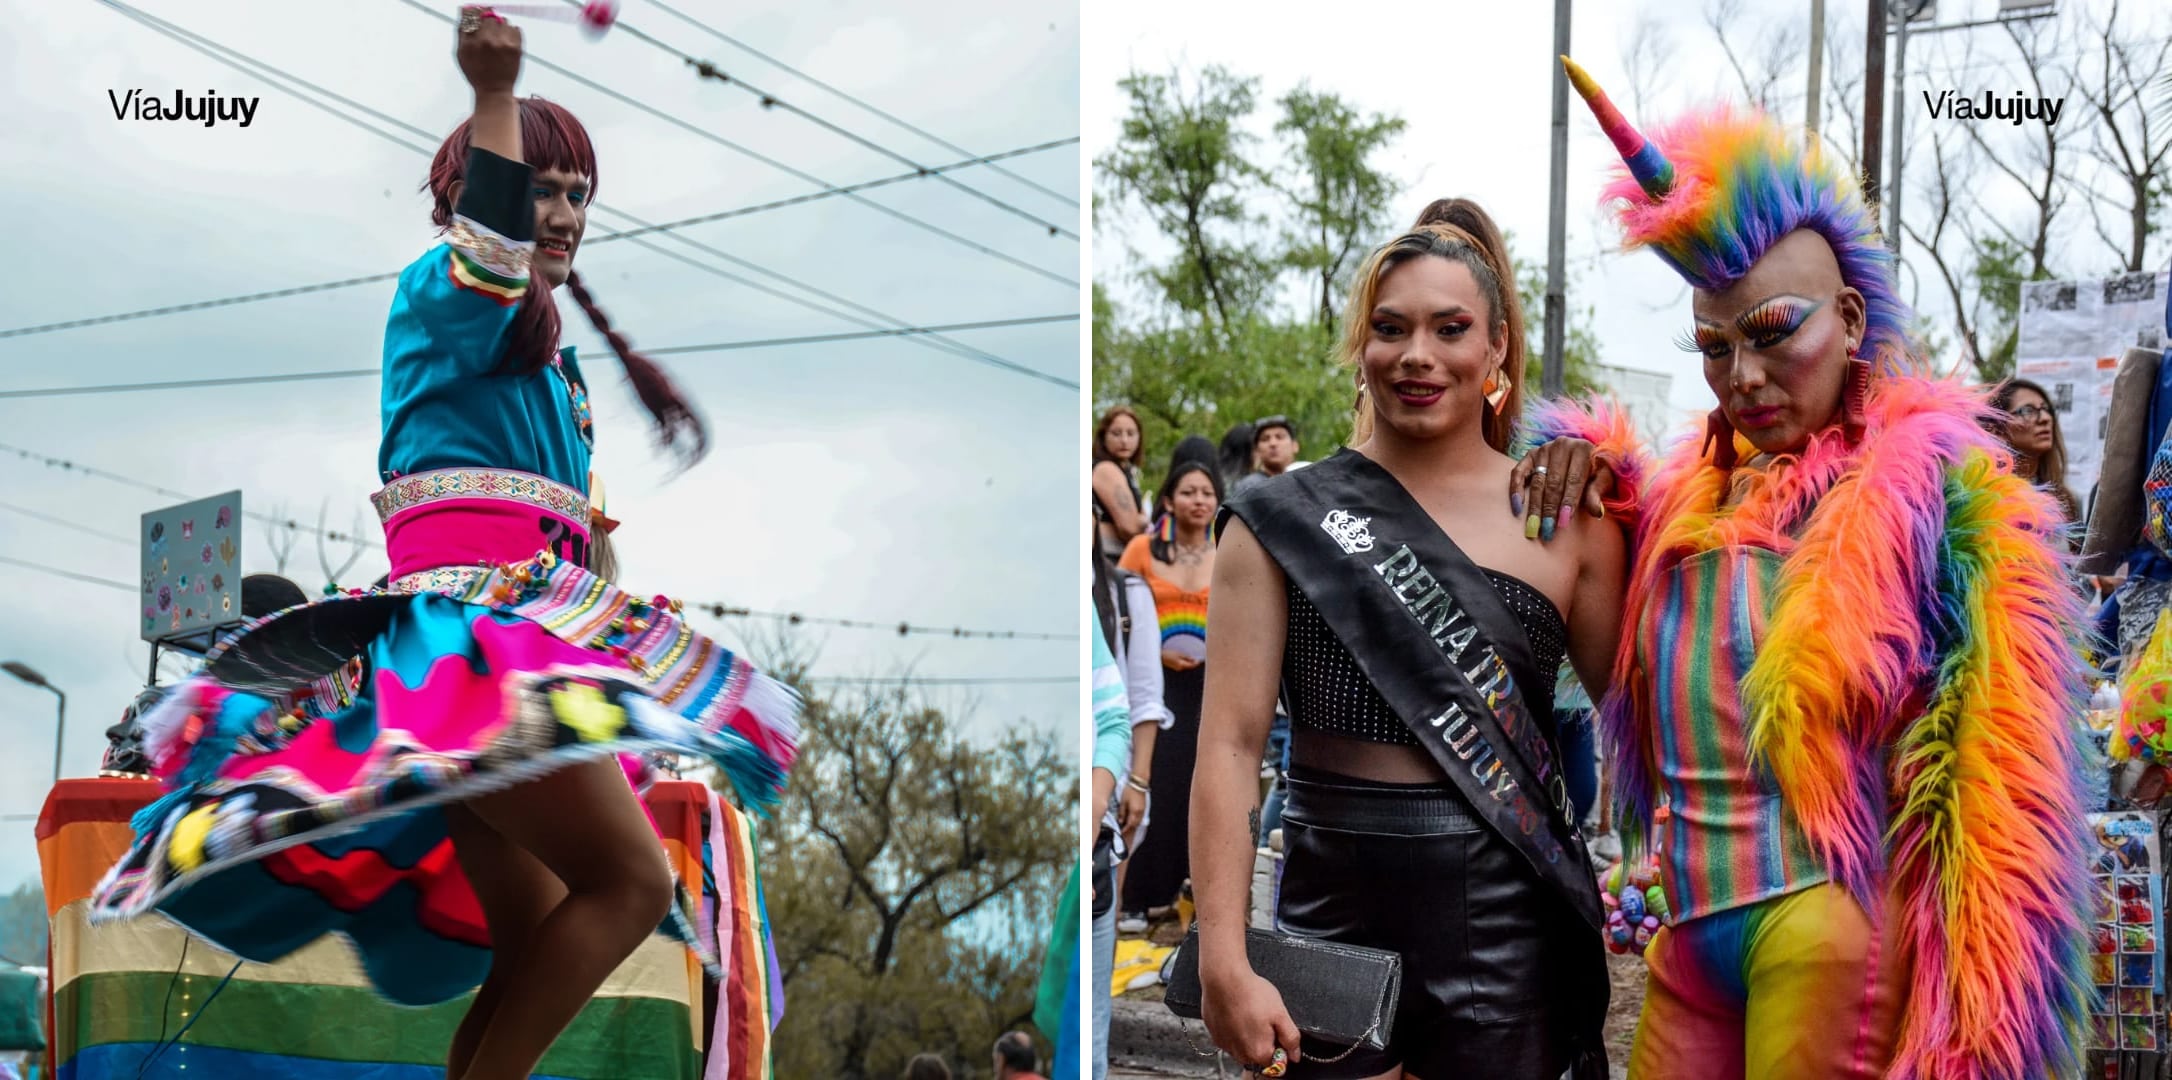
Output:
top-left (533, 185), bottom-right (590, 206)
top-left (1675, 295), bottom-right (1826, 356)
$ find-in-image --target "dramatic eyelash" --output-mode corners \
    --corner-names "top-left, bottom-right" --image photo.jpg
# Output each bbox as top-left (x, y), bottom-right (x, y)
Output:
top-left (1673, 327), bottom-right (1711, 354)
top-left (1736, 300), bottom-right (1818, 339)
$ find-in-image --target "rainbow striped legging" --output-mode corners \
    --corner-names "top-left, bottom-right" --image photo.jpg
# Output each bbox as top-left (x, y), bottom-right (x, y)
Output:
top-left (1627, 883), bottom-right (1907, 1079)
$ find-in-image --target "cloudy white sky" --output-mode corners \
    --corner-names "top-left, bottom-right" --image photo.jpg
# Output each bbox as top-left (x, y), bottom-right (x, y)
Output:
top-left (1086, 0), bottom-right (2160, 426)
top-left (0, 0), bottom-right (1081, 892)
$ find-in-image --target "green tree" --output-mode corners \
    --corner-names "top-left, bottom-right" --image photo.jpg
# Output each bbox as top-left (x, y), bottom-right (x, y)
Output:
top-left (1095, 301), bottom-right (1346, 486)
top-left (764, 673), bottom-right (1071, 1080)
top-left (1508, 234), bottom-right (1603, 400)
top-left (1097, 67), bottom-right (1276, 331)
top-left (1966, 234), bottom-right (2035, 383)
top-left (1272, 86), bottom-right (1407, 330)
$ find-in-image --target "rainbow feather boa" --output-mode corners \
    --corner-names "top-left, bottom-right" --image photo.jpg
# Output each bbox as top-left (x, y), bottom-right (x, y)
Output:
top-left (1548, 378), bottom-right (2092, 1080)
top-left (1517, 397), bottom-right (1649, 528)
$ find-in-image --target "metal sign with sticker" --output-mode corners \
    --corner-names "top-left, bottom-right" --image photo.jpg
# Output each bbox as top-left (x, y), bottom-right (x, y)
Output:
top-left (140, 490), bottom-right (243, 646)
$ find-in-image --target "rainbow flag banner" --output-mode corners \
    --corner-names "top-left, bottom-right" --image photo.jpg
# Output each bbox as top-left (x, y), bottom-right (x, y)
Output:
top-left (702, 789), bottom-right (781, 1080)
top-left (38, 777), bottom-right (718, 1080)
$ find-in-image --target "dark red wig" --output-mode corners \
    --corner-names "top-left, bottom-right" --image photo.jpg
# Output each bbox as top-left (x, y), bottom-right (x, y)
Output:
top-left (424, 96), bottom-right (706, 463)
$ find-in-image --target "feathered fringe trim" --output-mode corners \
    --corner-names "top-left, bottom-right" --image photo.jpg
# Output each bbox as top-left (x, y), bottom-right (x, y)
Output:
top-left (733, 667), bottom-right (804, 776)
top-left (624, 689), bottom-right (786, 816)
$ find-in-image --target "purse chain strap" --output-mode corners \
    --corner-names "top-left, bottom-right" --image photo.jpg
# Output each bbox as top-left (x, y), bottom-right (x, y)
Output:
top-left (1181, 1016), bottom-right (1382, 1068)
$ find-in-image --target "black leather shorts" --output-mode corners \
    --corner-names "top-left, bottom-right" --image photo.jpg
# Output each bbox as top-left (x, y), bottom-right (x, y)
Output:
top-left (1276, 770), bottom-right (1579, 1079)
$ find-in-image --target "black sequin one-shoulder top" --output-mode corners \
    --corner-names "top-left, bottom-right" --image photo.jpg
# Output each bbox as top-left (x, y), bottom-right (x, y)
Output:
top-left (1282, 571), bottom-right (1567, 745)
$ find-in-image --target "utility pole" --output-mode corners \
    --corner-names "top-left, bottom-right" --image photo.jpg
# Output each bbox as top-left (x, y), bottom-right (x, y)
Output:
top-left (1543, 0), bottom-right (1572, 398)
top-left (1887, 0), bottom-right (1922, 255)
top-left (3, 661), bottom-right (66, 788)
top-left (1807, 0), bottom-right (1826, 136)
top-left (1864, 0), bottom-right (1886, 207)
top-left (1882, 2), bottom-right (2058, 254)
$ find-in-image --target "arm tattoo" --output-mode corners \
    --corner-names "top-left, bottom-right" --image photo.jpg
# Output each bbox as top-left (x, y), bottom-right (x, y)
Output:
top-left (1248, 806), bottom-right (1261, 842)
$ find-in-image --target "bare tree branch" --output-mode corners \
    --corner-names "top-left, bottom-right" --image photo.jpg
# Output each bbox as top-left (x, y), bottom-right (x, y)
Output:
top-left (2076, 0), bottom-right (2172, 271)
top-left (1620, 13), bottom-right (1672, 118)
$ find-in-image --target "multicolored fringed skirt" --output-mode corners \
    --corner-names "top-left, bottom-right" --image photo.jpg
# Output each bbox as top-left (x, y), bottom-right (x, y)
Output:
top-left (87, 467), bottom-right (801, 1006)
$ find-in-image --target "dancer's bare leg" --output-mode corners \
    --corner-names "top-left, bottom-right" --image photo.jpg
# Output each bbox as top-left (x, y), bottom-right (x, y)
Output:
top-left (444, 802), bottom-right (568, 1078)
top-left (452, 757), bottom-right (673, 1080)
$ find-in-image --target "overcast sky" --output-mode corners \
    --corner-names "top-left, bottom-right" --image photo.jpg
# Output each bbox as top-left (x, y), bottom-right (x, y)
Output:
top-left (0, 0), bottom-right (1081, 893)
top-left (1086, 0), bottom-right (2158, 426)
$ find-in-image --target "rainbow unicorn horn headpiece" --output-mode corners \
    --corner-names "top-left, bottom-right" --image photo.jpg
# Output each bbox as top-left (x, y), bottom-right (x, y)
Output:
top-left (1560, 56), bottom-right (1915, 379)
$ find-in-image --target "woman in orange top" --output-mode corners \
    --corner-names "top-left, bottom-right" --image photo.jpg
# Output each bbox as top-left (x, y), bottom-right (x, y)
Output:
top-left (1117, 456), bottom-right (1220, 921)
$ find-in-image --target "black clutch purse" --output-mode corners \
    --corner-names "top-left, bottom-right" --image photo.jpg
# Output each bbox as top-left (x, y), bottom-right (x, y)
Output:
top-left (1162, 927), bottom-right (1400, 1051)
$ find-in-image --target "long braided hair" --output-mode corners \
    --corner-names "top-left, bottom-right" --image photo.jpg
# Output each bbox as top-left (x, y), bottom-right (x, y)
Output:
top-left (424, 96), bottom-right (706, 463)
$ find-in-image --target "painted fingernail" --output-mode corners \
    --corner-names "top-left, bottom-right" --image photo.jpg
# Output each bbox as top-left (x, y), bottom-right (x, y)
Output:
top-left (1525, 514), bottom-right (1542, 540)
top-left (1541, 517), bottom-right (1556, 542)
top-left (1558, 505), bottom-right (1573, 527)
top-left (1511, 492), bottom-right (1525, 517)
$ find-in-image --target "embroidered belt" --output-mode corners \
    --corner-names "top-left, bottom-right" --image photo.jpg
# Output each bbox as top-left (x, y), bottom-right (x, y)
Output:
top-left (374, 469), bottom-right (593, 578)
top-left (387, 565), bottom-right (493, 597)
top-left (370, 468), bottom-right (587, 526)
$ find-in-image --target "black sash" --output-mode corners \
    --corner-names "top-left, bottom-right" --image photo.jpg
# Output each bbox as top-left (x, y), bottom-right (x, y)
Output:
top-left (1223, 449), bottom-right (1604, 932)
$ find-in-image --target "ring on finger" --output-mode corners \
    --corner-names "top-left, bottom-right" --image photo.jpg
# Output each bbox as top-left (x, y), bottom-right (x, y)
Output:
top-left (1259, 1048), bottom-right (1290, 1077)
top-left (1534, 465), bottom-right (1549, 476)
top-left (459, 8), bottom-right (482, 32)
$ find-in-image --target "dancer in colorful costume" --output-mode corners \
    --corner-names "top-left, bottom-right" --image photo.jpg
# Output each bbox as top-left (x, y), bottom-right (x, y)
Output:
top-left (88, 12), bottom-right (799, 1080)
top-left (1528, 58), bottom-right (2092, 1080)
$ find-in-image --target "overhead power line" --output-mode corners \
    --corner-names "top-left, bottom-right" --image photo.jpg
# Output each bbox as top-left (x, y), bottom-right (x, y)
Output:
top-left (803, 675), bottom-right (1075, 686)
top-left (0, 271), bottom-right (402, 341)
top-left (0, 314), bottom-right (1079, 398)
top-left (643, 0), bottom-right (1078, 209)
top-left (0, 442), bottom-right (382, 549)
top-left (584, 4), bottom-right (1076, 239)
top-left (389, 0), bottom-right (1076, 287)
top-left (82, 0), bottom-right (1073, 388)
top-left (1, 480), bottom-right (1078, 643)
top-left (695, 602), bottom-right (1077, 641)
top-left (0, 554), bottom-right (136, 593)
top-left (0, 501), bottom-right (136, 545)
top-left (0, 369), bottom-right (378, 400)
top-left (0, 136), bottom-right (1074, 342)
top-left (102, 0), bottom-right (1074, 287)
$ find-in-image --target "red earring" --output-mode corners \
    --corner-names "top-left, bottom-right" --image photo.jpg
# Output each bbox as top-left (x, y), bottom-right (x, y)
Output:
top-left (1703, 408), bottom-right (1739, 470)
top-left (1841, 345), bottom-right (1872, 444)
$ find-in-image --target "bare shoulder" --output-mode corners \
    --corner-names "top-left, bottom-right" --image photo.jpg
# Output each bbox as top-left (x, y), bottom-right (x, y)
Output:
top-left (1567, 503), bottom-right (1625, 561)
top-left (1211, 515), bottom-right (1284, 591)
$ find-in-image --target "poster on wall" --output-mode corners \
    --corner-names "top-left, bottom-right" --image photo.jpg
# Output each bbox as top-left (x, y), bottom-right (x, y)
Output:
top-left (2015, 272), bottom-right (2169, 504)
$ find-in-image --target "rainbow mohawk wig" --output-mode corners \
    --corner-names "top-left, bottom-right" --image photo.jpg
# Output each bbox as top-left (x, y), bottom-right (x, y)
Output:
top-left (1562, 57), bottom-right (1917, 378)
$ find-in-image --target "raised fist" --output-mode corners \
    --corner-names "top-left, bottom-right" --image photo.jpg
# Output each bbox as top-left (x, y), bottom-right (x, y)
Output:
top-left (456, 6), bottom-right (523, 95)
